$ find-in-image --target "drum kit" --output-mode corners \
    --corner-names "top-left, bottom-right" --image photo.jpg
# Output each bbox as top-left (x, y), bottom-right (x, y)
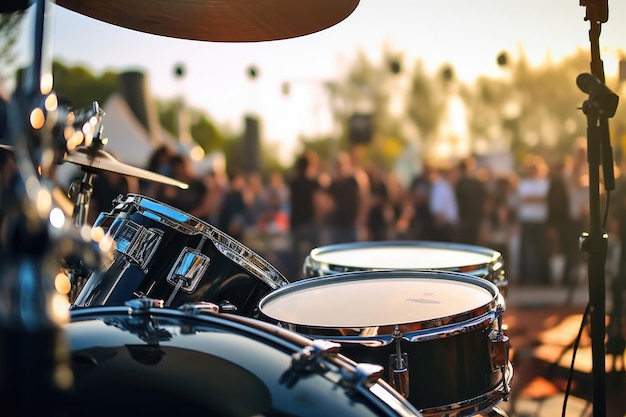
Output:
top-left (0, 1), bottom-right (513, 416)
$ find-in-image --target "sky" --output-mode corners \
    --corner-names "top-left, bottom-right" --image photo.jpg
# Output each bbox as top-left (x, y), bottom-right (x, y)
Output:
top-left (44, 0), bottom-right (626, 165)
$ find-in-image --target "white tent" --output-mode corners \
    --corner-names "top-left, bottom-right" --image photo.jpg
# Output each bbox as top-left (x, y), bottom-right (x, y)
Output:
top-left (97, 93), bottom-right (162, 168)
top-left (55, 93), bottom-right (173, 186)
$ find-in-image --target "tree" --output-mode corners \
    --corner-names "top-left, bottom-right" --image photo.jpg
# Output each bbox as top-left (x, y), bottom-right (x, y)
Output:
top-left (0, 10), bottom-right (24, 85)
top-left (455, 48), bottom-right (606, 169)
top-left (52, 61), bottom-right (118, 109)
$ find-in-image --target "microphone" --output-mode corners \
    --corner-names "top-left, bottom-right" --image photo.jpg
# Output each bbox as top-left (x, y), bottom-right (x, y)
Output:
top-left (576, 72), bottom-right (619, 117)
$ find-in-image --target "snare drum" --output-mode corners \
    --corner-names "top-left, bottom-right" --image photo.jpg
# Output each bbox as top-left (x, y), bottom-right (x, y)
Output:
top-left (259, 270), bottom-right (512, 417)
top-left (67, 302), bottom-right (423, 417)
top-left (72, 194), bottom-right (289, 317)
top-left (304, 241), bottom-right (507, 296)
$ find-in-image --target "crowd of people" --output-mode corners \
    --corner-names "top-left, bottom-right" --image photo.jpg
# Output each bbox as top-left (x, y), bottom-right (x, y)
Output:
top-left (82, 139), bottom-right (626, 293)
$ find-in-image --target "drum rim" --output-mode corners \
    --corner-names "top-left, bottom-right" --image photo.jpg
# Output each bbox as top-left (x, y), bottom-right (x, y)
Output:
top-left (70, 304), bottom-right (313, 348)
top-left (307, 240), bottom-right (501, 270)
top-left (259, 269), bottom-right (501, 331)
top-left (69, 304), bottom-right (424, 417)
top-left (117, 193), bottom-right (290, 289)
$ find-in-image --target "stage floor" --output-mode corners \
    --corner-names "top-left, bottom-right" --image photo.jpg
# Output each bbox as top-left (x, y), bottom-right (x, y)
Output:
top-left (497, 284), bottom-right (626, 417)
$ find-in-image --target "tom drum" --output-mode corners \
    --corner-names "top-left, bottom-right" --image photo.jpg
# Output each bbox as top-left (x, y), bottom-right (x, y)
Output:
top-left (259, 269), bottom-right (512, 417)
top-left (304, 241), bottom-right (507, 297)
top-left (73, 194), bottom-right (289, 317)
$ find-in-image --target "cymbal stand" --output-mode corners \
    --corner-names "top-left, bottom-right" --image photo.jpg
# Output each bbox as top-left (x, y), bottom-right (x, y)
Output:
top-left (68, 123), bottom-right (106, 227)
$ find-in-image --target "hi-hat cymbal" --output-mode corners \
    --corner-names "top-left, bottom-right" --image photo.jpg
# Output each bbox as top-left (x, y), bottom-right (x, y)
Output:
top-left (56, 0), bottom-right (360, 42)
top-left (64, 147), bottom-right (189, 189)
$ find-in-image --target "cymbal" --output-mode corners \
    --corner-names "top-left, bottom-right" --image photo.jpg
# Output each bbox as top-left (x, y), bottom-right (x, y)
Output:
top-left (64, 147), bottom-right (189, 189)
top-left (56, 0), bottom-right (360, 42)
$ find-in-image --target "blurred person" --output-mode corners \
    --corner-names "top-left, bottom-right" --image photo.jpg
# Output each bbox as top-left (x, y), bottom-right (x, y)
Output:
top-left (349, 146), bottom-right (372, 241)
top-left (482, 174), bottom-right (517, 269)
top-left (326, 151), bottom-right (368, 244)
top-left (203, 168), bottom-right (229, 226)
top-left (455, 156), bottom-right (487, 245)
top-left (516, 154), bottom-right (551, 286)
top-left (261, 170), bottom-right (289, 231)
top-left (287, 150), bottom-right (324, 279)
top-left (217, 170), bottom-right (250, 241)
top-left (547, 156), bottom-right (572, 286)
top-left (428, 162), bottom-right (459, 242)
top-left (245, 172), bottom-right (267, 227)
top-left (404, 163), bottom-right (435, 240)
top-left (140, 144), bottom-right (175, 198)
top-left (384, 171), bottom-right (408, 240)
top-left (563, 139), bottom-right (589, 288)
top-left (89, 170), bottom-right (139, 224)
top-left (157, 153), bottom-right (211, 219)
top-left (365, 164), bottom-right (391, 241)
top-left (608, 153), bottom-right (626, 361)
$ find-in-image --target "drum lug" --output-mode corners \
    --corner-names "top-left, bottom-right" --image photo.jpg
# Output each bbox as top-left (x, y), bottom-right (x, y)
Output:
top-left (388, 354), bottom-right (409, 397)
top-left (291, 339), bottom-right (342, 371)
top-left (219, 300), bottom-right (238, 313)
top-left (352, 363), bottom-right (385, 386)
top-left (388, 326), bottom-right (410, 398)
top-left (487, 328), bottom-right (509, 370)
top-left (178, 301), bottom-right (220, 315)
top-left (125, 298), bottom-right (164, 314)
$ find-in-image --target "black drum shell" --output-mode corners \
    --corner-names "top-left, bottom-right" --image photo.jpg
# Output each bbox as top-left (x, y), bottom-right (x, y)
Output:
top-left (66, 306), bottom-right (422, 417)
top-left (73, 194), bottom-right (289, 316)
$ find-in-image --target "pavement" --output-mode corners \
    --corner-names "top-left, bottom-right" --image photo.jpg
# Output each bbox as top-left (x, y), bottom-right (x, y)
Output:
top-left (492, 282), bottom-right (626, 417)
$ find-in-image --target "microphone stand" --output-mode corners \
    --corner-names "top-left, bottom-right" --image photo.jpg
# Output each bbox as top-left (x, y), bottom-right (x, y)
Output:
top-left (579, 97), bottom-right (608, 417)
top-left (577, 3), bottom-right (615, 415)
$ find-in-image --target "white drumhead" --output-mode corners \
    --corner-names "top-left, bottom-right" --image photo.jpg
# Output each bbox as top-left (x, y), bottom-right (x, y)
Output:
top-left (260, 273), bottom-right (494, 328)
top-left (313, 245), bottom-right (492, 270)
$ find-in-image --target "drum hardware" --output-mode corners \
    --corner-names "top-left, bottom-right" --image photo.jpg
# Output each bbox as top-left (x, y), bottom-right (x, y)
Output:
top-left (488, 307), bottom-right (511, 402)
top-left (177, 301), bottom-right (220, 315)
top-left (290, 339), bottom-right (342, 372)
top-left (126, 297), bottom-right (165, 313)
top-left (165, 246), bottom-right (210, 299)
top-left (389, 325), bottom-right (410, 398)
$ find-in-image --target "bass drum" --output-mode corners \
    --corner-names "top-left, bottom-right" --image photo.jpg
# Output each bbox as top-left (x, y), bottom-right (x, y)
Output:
top-left (73, 194), bottom-right (289, 316)
top-left (303, 240), bottom-right (507, 297)
top-left (67, 301), bottom-right (422, 417)
top-left (259, 270), bottom-right (512, 417)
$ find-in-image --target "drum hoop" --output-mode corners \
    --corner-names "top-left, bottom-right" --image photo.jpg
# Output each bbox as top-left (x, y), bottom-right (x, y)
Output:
top-left (69, 304), bottom-right (423, 417)
top-left (121, 194), bottom-right (289, 289)
top-left (307, 240), bottom-right (501, 273)
top-left (259, 269), bottom-right (501, 331)
top-left (70, 305), bottom-right (311, 347)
